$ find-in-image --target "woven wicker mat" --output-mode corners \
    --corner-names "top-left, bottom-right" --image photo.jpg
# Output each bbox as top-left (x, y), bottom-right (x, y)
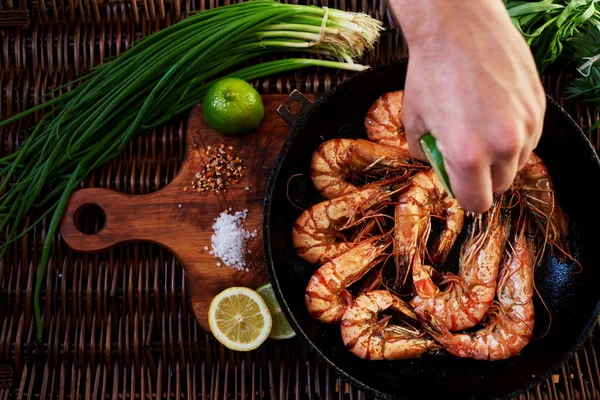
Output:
top-left (2, 0), bottom-right (600, 399)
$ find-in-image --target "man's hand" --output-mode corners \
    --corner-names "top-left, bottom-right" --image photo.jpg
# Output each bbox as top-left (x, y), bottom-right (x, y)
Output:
top-left (389, 0), bottom-right (546, 213)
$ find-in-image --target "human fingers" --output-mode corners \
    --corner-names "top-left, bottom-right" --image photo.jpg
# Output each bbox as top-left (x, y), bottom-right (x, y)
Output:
top-left (488, 124), bottom-right (525, 193)
top-left (443, 137), bottom-right (494, 213)
top-left (491, 157), bottom-right (520, 194)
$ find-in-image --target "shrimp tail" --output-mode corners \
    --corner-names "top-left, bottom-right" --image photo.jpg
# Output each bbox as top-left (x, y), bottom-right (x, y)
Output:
top-left (342, 289), bottom-right (354, 305)
top-left (359, 269), bottom-right (383, 295)
top-left (429, 239), bottom-right (454, 266)
top-left (391, 296), bottom-right (420, 321)
top-left (420, 312), bottom-right (451, 345)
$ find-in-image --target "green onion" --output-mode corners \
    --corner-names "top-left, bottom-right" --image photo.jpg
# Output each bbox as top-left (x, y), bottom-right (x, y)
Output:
top-left (0, 0), bottom-right (384, 341)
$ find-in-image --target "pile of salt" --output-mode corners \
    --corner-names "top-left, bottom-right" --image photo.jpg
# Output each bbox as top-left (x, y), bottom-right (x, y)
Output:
top-left (209, 209), bottom-right (257, 271)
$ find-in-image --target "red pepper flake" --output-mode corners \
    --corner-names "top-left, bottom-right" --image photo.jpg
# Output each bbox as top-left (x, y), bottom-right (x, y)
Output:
top-left (192, 143), bottom-right (246, 194)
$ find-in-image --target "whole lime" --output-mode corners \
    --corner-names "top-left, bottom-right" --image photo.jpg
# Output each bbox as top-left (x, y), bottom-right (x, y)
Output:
top-left (202, 78), bottom-right (264, 135)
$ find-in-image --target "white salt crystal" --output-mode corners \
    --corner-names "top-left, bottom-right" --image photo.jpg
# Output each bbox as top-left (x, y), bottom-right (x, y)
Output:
top-left (210, 209), bottom-right (255, 271)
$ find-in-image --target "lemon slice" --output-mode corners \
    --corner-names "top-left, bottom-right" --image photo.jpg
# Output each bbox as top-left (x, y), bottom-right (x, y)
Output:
top-left (208, 287), bottom-right (272, 351)
top-left (257, 283), bottom-right (296, 340)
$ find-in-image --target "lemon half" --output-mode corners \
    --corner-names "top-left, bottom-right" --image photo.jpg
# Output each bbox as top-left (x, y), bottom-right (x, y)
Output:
top-left (208, 287), bottom-right (272, 351)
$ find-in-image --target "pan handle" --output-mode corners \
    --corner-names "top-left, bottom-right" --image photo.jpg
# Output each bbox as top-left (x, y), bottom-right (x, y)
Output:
top-left (276, 89), bottom-right (314, 126)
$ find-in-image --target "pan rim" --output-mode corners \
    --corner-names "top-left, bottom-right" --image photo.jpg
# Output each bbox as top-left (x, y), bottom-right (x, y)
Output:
top-left (262, 59), bottom-right (600, 400)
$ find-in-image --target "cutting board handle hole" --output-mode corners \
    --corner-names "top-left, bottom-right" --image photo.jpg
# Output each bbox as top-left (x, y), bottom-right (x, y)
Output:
top-left (73, 203), bottom-right (106, 235)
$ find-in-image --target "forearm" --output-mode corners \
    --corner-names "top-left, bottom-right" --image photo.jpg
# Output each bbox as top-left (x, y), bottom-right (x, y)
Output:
top-left (387, 0), bottom-right (514, 49)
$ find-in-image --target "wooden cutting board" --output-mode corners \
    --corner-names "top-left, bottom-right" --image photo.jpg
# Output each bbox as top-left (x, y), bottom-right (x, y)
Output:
top-left (59, 92), bottom-right (315, 332)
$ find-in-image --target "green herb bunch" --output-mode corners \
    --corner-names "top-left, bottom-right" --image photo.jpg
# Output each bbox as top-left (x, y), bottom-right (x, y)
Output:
top-left (506, 0), bottom-right (600, 128)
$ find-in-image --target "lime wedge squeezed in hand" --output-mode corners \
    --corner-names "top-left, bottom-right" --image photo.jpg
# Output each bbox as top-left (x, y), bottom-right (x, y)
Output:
top-left (420, 133), bottom-right (454, 198)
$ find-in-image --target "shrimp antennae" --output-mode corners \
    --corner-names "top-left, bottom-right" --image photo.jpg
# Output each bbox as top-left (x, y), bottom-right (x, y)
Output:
top-left (286, 173), bottom-right (305, 211)
top-left (533, 276), bottom-right (553, 339)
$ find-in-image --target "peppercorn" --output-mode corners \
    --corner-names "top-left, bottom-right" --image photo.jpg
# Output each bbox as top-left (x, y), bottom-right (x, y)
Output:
top-left (191, 143), bottom-right (246, 194)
